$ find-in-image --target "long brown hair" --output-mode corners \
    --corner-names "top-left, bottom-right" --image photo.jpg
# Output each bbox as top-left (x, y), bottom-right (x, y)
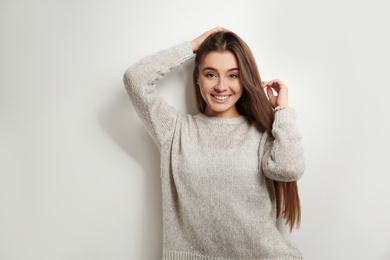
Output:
top-left (192, 31), bottom-right (301, 231)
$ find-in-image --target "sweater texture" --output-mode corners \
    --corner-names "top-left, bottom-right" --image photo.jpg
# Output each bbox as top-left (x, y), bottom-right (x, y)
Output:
top-left (123, 42), bottom-right (305, 260)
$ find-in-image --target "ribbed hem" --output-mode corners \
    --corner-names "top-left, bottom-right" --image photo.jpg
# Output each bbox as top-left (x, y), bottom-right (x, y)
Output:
top-left (163, 250), bottom-right (303, 260)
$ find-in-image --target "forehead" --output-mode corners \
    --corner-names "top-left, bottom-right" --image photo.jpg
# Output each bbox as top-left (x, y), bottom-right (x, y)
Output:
top-left (200, 51), bottom-right (238, 70)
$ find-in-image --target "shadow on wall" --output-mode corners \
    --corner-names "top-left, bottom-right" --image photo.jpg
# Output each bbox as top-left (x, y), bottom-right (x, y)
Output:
top-left (157, 59), bottom-right (198, 115)
top-left (98, 60), bottom-right (197, 259)
top-left (98, 89), bottom-right (163, 259)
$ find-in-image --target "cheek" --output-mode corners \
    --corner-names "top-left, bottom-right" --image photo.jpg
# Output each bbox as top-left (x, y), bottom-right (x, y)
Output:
top-left (198, 79), bottom-right (211, 94)
top-left (199, 86), bottom-right (208, 101)
top-left (234, 82), bottom-right (244, 96)
top-left (197, 81), bottom-right (208, 101)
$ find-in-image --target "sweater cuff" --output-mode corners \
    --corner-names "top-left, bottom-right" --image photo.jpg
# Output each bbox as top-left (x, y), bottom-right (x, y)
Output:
top-left (273, 108), bottom-right (297, 126)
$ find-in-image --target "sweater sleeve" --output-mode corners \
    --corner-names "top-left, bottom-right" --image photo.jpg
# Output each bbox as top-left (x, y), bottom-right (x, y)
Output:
top-left (260, 109), bottom-right (305, 182)
top-left (123, 42), bottom-right (195, 150)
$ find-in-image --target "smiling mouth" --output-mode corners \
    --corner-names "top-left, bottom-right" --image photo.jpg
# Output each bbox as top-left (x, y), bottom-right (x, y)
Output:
top-left (212, 94), bottom-right (231, 101)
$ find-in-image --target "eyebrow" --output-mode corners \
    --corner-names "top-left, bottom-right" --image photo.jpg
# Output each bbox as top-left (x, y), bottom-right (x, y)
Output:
top-left (202, 67), bottom-right (239, 72)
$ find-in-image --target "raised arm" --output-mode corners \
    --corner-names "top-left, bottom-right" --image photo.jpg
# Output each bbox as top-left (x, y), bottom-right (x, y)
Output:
top-left (123, 42), bottom-right (194, 150)
top-left (123, 27), bottom-right (226, 150)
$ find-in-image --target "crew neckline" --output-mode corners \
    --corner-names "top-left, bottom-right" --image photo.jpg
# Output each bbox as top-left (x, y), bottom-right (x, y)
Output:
top-left (194, 113), bottom-right (247, 125)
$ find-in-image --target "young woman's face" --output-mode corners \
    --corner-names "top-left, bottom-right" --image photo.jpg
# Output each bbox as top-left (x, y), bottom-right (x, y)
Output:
top-left (197, 51), bottom-right (243, 118)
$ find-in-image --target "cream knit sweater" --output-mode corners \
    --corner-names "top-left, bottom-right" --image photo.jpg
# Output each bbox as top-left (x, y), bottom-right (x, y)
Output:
top-left (123, 42), bottom-right (305, 260)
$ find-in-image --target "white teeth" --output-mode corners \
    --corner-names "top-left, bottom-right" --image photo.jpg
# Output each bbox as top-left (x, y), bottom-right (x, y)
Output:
top-left (214, 95), bottom-right (229, 100)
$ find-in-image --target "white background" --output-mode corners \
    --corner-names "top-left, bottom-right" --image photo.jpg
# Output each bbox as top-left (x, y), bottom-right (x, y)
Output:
top-left (1, 0), bottom-right (390, 259)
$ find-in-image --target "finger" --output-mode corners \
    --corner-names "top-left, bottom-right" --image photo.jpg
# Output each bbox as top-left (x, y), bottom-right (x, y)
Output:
top-left (261, 81), bottom-right (268, 89)
top-left (269, 79), bottom-right (287, 90)
top-left (267, 79), bottom-right (280, 88)
top-left (191, 28), bottom-right (224, 52)
top-left (267, 79), bottom-right (281, 84)
top-left (266, 84), bottom-right (280, 95)
top-left (214, 26), bottom-right (225, 32)
top-left (266, 87), bottom-right (275, 99)
top-left (198, 27), bottom-right (225, 45)
top-left (206, 27), bottom-right (225, 36)
top-left (268, 80), bottom-right (286, 94)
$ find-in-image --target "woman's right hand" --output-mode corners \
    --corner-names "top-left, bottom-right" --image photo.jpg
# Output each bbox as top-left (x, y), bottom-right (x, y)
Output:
top-left (190, 27), bottom-right (225, 53)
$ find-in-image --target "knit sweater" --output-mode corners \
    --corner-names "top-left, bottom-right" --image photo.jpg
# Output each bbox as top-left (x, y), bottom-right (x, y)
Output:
top-left (123, 42), bottom-right (305, 260)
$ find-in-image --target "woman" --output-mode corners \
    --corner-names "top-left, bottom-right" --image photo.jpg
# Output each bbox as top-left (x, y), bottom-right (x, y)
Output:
top-left (123, 27), bottom-right (305, 259)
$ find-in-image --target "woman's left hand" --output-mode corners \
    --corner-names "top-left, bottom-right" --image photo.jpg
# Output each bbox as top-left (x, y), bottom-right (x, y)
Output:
top-left (261, 79), bottom-right (289, 109)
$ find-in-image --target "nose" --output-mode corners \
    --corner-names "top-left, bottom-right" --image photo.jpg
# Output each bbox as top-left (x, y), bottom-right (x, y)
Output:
top-left (214, 77), bottom-right (227, 92)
